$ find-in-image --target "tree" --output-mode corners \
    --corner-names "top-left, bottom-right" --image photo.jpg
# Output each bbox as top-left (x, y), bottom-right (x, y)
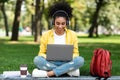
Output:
top-left (88, 0), bottom-right (105, 37)
top-left (39, 0), bottom-right (45, 36)
top-left (0, 0), bottom-right (9, 36)
top-left (70, 0), bottom-right (86, 31)
top-left (24, 0), bottom-right (35, 35)
top-left (34, 0), bottom-right (41, 42)
top-left (11, 0), bottom-right (23, 41)
top-left (99, 0), bottom-right (120, 35)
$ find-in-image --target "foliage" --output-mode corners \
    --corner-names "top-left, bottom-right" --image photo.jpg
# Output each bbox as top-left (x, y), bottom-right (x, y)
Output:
top-left (0, 12), bottom-right (4, 28)
top-left (70, 0), bottom-right (87, 31)
top-left (0, 0), bottom-right (120, 36)
top-left (99, 0), bottom-right (120, 29)
top-left (0, 0), bottom-right (9, 3)
top-left (0, 0), bottom-right (16, 31)
top-left (24, 0), bottom-right (34, 15)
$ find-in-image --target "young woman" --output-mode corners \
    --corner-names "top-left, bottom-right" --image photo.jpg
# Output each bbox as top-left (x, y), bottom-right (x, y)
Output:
top-left (32, 2), bottom-right (84, 77)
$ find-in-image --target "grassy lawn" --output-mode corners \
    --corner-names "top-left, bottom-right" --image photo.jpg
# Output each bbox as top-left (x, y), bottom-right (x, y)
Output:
top-left (0, 35), bottom-right (120, 76)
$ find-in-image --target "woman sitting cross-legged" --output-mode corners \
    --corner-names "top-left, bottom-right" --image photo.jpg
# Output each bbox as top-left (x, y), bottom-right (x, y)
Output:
top-left (32, 2), bottom-right (84, 77)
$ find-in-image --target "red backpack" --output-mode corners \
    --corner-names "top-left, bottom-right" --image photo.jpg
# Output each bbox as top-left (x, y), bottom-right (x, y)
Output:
top-left (90, 48), bottom-right (112, 79)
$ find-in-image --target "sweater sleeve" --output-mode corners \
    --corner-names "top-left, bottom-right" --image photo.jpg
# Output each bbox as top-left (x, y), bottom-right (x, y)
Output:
top-left (73, 32), bottom-right (79, 58)
top-left (38, 33), bottom-right (47, 58)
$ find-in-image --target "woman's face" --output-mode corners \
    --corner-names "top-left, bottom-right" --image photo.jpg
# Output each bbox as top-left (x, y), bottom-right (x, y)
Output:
top-left (54, 17), bottom-right (67, 35)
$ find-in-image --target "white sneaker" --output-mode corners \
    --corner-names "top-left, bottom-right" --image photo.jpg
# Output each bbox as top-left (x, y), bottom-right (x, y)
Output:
top-left (32, 68), bottom-right (48, 77)
top-left (67, 69), bottom-right (80, 77)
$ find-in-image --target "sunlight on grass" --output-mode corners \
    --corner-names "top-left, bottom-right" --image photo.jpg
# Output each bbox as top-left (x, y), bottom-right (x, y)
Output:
top-left (7, 41), bottom-right (38, 44)
top-left (0, 36), bottom-right (39, 44)
top-left (78, 35), bottom-right (120, 44)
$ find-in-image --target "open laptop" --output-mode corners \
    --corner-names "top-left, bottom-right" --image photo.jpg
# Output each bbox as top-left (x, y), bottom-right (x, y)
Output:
top-left (46, 44), bottom-right (73, 61)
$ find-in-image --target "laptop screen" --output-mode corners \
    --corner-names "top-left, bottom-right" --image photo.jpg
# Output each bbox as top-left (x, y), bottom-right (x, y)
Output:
top-left (46, 44), bottom-right (73, 61)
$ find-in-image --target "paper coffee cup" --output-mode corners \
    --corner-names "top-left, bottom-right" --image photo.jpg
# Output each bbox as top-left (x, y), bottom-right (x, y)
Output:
top-left (20, 64), bottom-right (27, 78)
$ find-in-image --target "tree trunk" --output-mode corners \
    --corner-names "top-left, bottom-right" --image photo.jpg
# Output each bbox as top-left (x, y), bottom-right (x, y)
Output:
top-left (0, 3), bottom-right (9, 36)
top-left (95, 25), bottom-right (99, 37)
top-left (34, 0), bottom-right (41, 42)
top-left (48, 19), bottom-right (51, 30)
top-left (40, 0), bottom-right (44, 36)
top-left (40, 21), bottom-right (43, 35)
top-left (11, 0), bottom-right (23, 41)
top-left (74, 17), bottom-right (77, 31)
top-left (31, 15), bottom-right (35, 35)
top-left (88, 0), bottom-right (104, 37)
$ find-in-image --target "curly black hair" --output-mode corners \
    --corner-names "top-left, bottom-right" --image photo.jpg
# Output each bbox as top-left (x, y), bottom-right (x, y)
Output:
top-left (49, 1), bottom-right (73, 19)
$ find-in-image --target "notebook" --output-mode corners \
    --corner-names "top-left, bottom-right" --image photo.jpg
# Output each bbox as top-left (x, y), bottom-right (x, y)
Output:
top-left (46, 44), bottom-right (73, 61)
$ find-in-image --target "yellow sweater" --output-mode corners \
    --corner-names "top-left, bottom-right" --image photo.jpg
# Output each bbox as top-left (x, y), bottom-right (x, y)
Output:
top-left (38, 28), bottom-right (79, 58)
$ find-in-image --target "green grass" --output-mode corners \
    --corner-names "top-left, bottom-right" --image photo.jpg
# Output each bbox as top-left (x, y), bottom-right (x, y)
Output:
top-left (0, 36), bottom-right (38, 74)
top-left (78, 35), bottom-right (120, 76)
top-left (0, 35), bottom-right (120, 76)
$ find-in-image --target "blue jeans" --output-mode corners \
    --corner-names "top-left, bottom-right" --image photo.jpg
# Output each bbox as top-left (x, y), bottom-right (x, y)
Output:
top-left (34, 56), bottom-right (84, 76)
